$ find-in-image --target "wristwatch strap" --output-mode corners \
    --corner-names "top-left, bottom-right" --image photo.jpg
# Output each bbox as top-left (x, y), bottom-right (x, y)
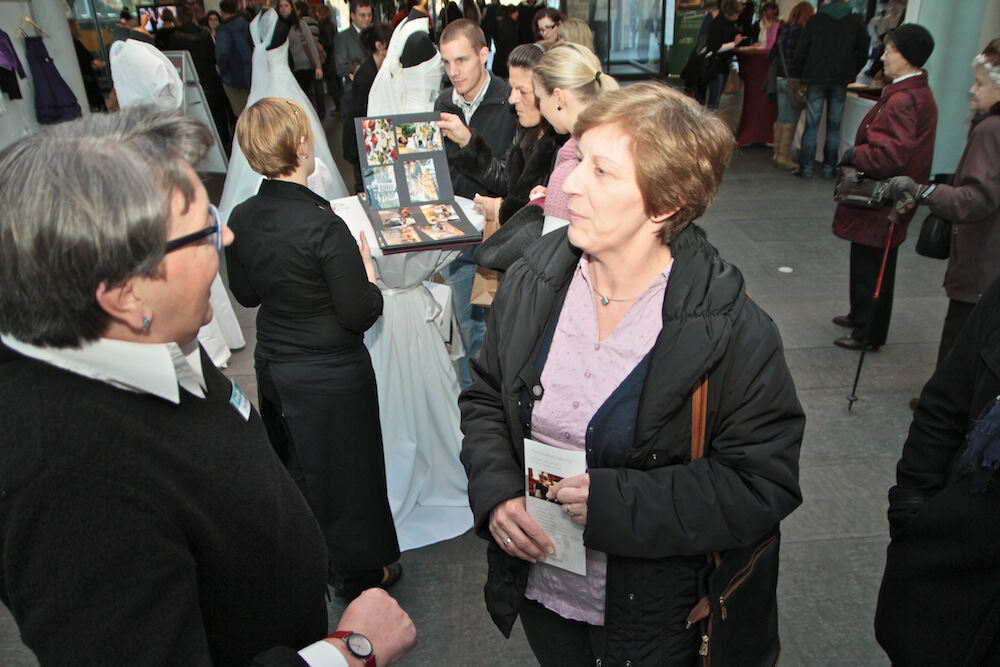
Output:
top-left (327, 631), bottom-right (376, 667)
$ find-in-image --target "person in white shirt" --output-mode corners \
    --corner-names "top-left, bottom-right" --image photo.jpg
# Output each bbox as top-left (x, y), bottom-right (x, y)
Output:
top-left (0, 107), bottom-right (416, 667)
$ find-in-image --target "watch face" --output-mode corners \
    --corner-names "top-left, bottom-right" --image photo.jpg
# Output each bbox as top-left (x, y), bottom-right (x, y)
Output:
top-left (347, 633), bottom-right (373, 658)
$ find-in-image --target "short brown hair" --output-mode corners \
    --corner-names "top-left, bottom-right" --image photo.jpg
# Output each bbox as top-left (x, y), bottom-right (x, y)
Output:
top-left (574, 82), bottom-right (735, 245)
top-left (236, 98), bottom-right (313, 179)
top-left (439, 18), bottom-right (487, 51)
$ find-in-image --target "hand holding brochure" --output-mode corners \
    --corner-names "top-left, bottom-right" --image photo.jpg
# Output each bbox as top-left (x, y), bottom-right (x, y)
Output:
top-left (355, 112), bottom-right (482, 253)
top-left (523, 438), bottom-right (587, 576)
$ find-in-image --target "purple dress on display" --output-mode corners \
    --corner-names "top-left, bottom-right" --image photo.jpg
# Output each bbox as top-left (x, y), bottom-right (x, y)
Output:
top-left (25, 36), bottom-right (81, 124)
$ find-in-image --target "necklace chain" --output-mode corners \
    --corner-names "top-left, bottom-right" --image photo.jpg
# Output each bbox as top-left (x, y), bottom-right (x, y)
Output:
top-left (591, 284), bottom-right (642, 306)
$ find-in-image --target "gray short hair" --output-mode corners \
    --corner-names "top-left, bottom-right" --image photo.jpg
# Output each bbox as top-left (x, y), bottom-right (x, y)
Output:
top-left (0, 107), bottom-right (213, 347)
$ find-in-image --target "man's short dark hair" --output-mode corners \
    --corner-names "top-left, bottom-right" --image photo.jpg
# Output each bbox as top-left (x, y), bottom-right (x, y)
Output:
top-left (440, 18), bottom-right (487, 51)
top-left (219, 0), bottom-right (236, 14)
top-left (176, 5), bottom-right (195, 24)
top-left (350, 0), bottom-right (373, 12)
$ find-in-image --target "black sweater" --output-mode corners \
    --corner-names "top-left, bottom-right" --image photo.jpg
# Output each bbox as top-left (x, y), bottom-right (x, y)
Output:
top-left (435, 76), bottom-right (517, 199)
top-left (0, 343), bottom-right (329, 665)
top-left (226, 179), bottom-right (383, 360)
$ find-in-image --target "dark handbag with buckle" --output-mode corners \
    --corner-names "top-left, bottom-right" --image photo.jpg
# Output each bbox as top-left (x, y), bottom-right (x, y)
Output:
top-left (685, 378), bottom-right (783, 666)
top-left (834, 166), bottom-right (890, 209)
top-left (914, 213), bottom-right (951, 259)
top-left (473, 203), bottom-right (544, 272)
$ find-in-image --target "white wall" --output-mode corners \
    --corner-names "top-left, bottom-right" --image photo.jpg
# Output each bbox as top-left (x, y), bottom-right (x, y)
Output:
top-left (0, 1), bottom-right (90, 154)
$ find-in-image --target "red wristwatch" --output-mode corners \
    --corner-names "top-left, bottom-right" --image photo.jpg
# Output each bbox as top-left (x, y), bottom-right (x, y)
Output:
top-left (327, 630), bottom-right (376, 667)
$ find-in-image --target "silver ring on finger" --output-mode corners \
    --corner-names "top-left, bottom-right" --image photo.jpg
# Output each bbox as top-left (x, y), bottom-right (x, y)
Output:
top-left (503, 536), bottom-right (512, 546)
top-left (565, 505), bottom-right (575, 517)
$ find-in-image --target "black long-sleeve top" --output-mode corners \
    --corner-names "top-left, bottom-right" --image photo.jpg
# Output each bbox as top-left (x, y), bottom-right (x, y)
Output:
top-left (226, 179), bottom-right (383, 360)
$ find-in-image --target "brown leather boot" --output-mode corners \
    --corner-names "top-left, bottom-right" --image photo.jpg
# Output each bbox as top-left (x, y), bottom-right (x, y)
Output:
top-left (776, 124), bottom-right (799, 169)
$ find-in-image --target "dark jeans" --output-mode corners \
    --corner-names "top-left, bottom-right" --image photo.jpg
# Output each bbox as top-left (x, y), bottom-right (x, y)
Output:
top-left (519, 598), bottom-right (606, 666)
top-left (706, 71), bottom-right (728, 109)
top-left (937, 299), bottom-right (976, 367)
top-left (800, 83), bottom-right (847, 176)
top-left (848, 241), bottom-right (898, 347)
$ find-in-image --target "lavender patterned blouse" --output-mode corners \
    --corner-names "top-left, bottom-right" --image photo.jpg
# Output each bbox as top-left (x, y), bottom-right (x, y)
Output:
top-left (524, 253), bottom-right (671, 625)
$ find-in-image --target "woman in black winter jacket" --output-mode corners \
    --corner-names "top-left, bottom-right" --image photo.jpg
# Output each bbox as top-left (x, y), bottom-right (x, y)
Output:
top-left (459, 82), bottom-right (803, 666)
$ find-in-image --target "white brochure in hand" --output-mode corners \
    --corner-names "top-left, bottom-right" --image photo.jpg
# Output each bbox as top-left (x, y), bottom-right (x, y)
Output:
top-left (523, 438), bottom-right (587, 575)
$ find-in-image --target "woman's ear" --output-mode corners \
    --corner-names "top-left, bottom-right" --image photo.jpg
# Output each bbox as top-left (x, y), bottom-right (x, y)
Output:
top-left (96, 278), bottom-right (148, 333)
top-left (650, 205), bottom-right (682, 224)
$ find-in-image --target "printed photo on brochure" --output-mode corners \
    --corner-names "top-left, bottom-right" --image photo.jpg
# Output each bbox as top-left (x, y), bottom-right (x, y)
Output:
top-left (395, 121), bottom-right (444, 154)
top-left (523, 438), bottom-right (587, 576)
top-left (360, 118), bottom-right (398, 167)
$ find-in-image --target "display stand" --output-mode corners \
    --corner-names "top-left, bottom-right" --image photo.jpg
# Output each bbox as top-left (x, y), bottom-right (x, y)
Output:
top-left (163, 50), bottom-right (228, 174)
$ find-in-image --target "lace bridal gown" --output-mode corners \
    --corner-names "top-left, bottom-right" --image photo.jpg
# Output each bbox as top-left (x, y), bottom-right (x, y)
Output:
top-left (218, 9), bottom-right (347, 223)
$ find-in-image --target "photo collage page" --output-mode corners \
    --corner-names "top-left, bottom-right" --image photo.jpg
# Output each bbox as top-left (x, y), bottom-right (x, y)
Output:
top-left (355, 113), bottom-right (480, 252)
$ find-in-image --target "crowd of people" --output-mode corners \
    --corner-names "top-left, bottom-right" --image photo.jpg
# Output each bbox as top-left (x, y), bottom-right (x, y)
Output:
top-left (2, 0), bottom-right (1000, 665)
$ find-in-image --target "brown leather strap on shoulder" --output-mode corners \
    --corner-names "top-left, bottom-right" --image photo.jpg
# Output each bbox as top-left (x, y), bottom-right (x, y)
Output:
top-left (690, 375), bottom-right (708, 462)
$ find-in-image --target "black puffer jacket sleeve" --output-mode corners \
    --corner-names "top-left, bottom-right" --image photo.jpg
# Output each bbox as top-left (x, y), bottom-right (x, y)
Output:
top-left (586, 298), bottom-right (804, 557)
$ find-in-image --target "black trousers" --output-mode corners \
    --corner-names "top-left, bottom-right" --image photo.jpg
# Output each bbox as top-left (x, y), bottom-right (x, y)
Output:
top-left (848, 242), bottom-right (899, 347)
top-left (256, 350), bottom-right (399, 590)
top-left (937, 298), bottom-right (976, 367)
top-left (519, 599), bottom-right (606, 666)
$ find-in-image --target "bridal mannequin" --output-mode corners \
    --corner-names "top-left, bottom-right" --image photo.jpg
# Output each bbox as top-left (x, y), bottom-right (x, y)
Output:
top-left (218, 8), bottom-right (348, 223)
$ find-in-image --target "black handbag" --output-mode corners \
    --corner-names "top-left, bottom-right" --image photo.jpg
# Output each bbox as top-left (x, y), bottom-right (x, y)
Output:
top-left (915, 213), bottom-right (951, 259)
top-left (834, 166), bottom-right (890, 209)
top-left (685, 378), bottom-right (783, 666)
top-left (473, 204), bottom-right (544, 272)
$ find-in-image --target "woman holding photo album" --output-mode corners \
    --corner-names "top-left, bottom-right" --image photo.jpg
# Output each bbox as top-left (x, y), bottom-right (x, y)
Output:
top-left (459, 82), bottom-right (804, 666)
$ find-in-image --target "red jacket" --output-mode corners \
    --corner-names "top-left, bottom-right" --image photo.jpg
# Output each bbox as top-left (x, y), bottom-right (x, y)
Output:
top-left (832, 73), bottom-right (937, 248)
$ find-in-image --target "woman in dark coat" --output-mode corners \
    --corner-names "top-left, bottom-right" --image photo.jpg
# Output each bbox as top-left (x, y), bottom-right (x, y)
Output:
top-left (831, 24), bottom-right (937, 351)
top-left (875, 273), bottom-right (1000, 664)
top-left (225, 98), bottom-right (402, 600)
top-left (885, 37), bottom-right (1000, 365)
top-left (439, 43), bottom-right (560, 225)
top-left (459, 82), bottom-right (803, 666)
top-left (705, 0), bottom-right (744, 108)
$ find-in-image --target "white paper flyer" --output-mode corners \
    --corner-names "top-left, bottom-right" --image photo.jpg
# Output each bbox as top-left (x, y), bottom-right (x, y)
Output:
top-left (523, 438), bottom-right (587, 576)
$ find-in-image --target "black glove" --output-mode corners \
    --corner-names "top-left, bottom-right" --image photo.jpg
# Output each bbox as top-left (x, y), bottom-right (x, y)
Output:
top-left (837, 146), bottom-right (855, 167)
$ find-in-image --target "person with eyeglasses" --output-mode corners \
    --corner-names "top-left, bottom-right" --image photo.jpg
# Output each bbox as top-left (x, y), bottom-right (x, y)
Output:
top-left (0, 107), bottom-right (416, 665)
top-left (532, 7), bottom-right (563, 46)
top-left (225, 98), bottom-right (404, 602)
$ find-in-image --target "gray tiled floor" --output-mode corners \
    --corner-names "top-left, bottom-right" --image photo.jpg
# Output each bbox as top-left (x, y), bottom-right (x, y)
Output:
top-left (0, 120), bottom-right (945, 665)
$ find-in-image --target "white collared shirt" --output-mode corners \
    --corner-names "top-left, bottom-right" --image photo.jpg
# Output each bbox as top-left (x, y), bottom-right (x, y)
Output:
top-left (452, 72), bottom-right (491, 125)
top-left (892, 71), bottom-right (922, 84)
top-left (1, 334), bottom-right (207, 403)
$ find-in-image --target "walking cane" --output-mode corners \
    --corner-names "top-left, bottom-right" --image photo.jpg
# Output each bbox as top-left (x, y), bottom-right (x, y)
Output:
top-left (846, 198), bottom-right (910, 411)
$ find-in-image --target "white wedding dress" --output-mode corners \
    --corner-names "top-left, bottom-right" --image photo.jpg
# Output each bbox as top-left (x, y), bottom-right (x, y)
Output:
top-left (218, 9), bottom-right (348, 224)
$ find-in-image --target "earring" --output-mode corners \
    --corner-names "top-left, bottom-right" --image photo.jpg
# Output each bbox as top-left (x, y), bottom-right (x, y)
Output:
top-left (556, 105), bottom-right (562, 111)
top-left (142, 316), bottom-right (151, 332)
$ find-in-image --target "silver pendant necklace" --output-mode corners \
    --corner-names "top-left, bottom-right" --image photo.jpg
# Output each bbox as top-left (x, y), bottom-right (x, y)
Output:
top-left (592, 285), bottom-right (641, 307)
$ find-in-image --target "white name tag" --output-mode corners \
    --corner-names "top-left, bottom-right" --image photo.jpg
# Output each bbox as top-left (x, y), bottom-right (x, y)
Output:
top-left (229, 379), bottom-right (251, 422)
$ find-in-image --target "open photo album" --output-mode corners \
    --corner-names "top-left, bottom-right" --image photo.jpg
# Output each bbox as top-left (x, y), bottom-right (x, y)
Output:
top-left (354, 112), bottom-right (482, 253)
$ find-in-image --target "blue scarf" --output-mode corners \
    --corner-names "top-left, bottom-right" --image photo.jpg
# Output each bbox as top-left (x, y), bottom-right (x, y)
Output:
top-left (959, 398), bottom-right (1000, 492)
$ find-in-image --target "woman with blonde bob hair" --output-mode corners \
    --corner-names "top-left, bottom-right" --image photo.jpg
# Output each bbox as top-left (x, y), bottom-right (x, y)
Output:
top-left (530, 42), bottom-right (618, 234)
top-left (460, 82), bottom-right (804, 665)
top-left (226, 97), bottom-right (403, 601)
